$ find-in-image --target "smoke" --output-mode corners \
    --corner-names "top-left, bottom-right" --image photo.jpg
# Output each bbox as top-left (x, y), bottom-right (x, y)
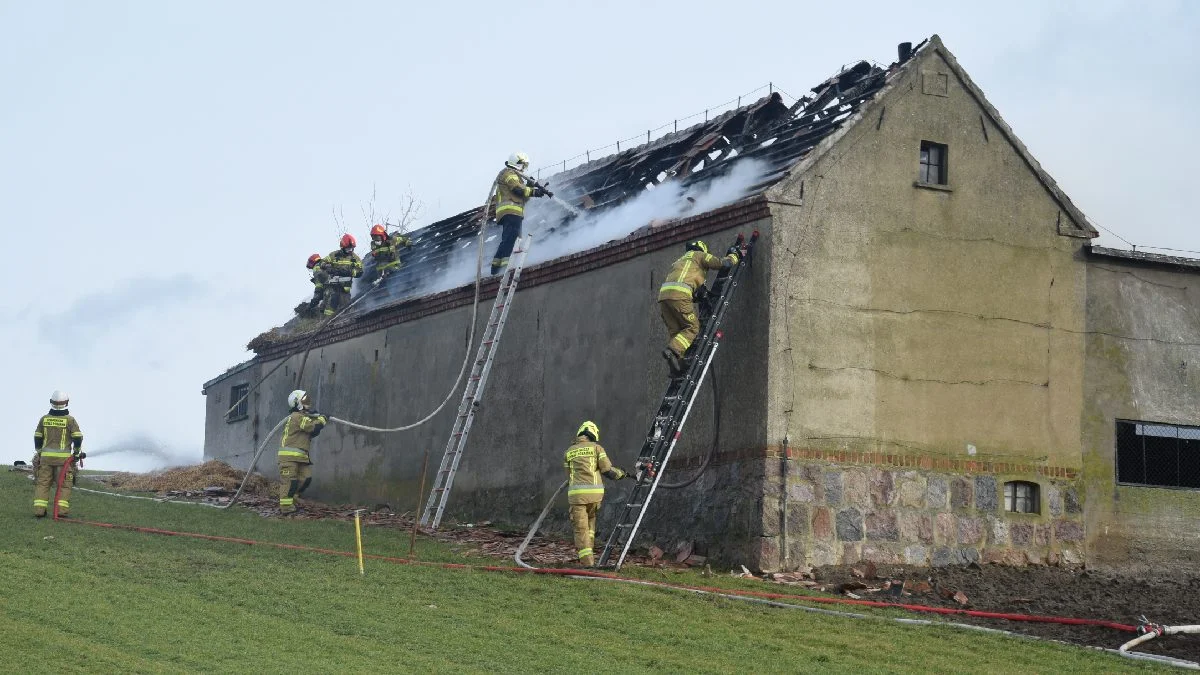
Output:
top-left (369, 158), bottom-right (768, 305)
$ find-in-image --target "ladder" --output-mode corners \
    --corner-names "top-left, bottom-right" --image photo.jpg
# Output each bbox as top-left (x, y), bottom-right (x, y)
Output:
top-left (420, 234), bottom-right (533, 529)
top-left (597, 231), bottom-right (760, 569)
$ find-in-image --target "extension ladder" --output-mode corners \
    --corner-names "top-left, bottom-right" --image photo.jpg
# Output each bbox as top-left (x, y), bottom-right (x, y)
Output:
top-left (420, 234), bottom-right (533, 529)
top-left (597, 231), bottom-right (760, 569)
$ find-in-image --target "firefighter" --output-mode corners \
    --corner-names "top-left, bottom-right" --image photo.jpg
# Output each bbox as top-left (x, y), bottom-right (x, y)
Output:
top-left (368, 223), bottom-right (412, 279)
top-left (278, 389), bottom-right (327, 515)
top-left (657, 240), bottom-right (740, 375)
top-left (321, 234), bottom-right (363, 316)
top-left (304, 253), bottom-right (329, 315)
top-left (564, 420), bottom-right (630, 567)
top-left (489, 152), bottom-right (548, 275)
top-left (32, 390), bottom-right (84, 517)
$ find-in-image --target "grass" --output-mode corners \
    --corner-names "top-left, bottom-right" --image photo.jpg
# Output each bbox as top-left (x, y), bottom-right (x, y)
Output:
top-left (0, 470), bottom-right (1162, 673)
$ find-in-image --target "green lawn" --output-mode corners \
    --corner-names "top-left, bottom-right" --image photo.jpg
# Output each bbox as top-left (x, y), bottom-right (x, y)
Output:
top-left (0, 470), bottom-right (1159, 673)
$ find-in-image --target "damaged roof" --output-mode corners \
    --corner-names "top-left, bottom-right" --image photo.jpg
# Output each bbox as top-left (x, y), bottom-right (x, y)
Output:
top-left (351, 42), bottom-right (923, 315)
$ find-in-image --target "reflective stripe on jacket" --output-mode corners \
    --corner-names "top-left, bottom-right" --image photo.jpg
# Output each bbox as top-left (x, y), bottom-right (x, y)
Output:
top-left (657, 250), bottom-right (736, 301)
top-left (565, 436), bottom-right (613, 505)
top-left (34, 412), bottom-right (82, 458)
top-left (324, 250), bottom-right (363, 282)
top-left (492, 167), bottom-right (533, 219)
top-left (279, 411), bottom-right (325, 461)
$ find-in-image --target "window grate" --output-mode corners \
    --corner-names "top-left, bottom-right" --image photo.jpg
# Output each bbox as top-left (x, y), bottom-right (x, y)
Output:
top-left (1004, 481), bottom-right (1040, 514)
top-left (1116, 419), bottom-right (1200, 489)
top-left (227, 383), bottom-right (250, 422)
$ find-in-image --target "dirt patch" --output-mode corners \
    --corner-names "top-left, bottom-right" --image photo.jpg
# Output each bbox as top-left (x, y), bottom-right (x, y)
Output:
top-left (808, 563), bottom-right (1199, 663)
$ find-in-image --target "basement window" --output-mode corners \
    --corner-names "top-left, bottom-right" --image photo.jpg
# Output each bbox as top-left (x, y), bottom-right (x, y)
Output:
top-left (227, 383), bottom-right (249, 423)
top-left (918, 141), bottom-right (948, 185)
top-left (1003, 481), bottom-right (1040, 514)
top-left (1116, 420), bottom-right (1200, 490)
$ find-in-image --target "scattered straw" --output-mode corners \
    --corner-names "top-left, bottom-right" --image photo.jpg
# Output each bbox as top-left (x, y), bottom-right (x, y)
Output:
top-left (105, 460), bottom-right (270, 495)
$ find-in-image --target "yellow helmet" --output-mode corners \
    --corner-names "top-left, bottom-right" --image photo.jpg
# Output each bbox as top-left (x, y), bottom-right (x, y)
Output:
top-left (577, 420), bottom-right (599, 442)
top-left (686, 240), bottom-right (708, 254)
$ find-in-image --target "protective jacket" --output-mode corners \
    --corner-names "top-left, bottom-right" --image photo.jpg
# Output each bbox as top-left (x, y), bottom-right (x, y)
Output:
top-left (310, 262), bottom-right (330, 291)
top-left (34, 409), bottom-right (83, 464)
top-left (279, 410), bottom-right (326, 463)
top-left (324, 249), bottom-right (364, 286)
top-left (657, 249), bottom-right (738, 301)
top-left (370, 232), bottom-right (412, 268)
top-left (564, 436), bottom-right (626, 505)
top-left (492, 166), bottom-right (534, 219)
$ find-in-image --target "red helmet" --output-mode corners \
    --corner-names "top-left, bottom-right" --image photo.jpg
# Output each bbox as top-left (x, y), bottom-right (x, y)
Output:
top-left (370, 224), bottom-right (387, 239)
top-left (306, 253), bottom-right (322, 269)
top-left (340, 233), bottom-right (357, 249)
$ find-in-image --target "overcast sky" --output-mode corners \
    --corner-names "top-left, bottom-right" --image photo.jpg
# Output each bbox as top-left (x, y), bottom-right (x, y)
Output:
top-left (2, 0), bottom-right (1197, 470)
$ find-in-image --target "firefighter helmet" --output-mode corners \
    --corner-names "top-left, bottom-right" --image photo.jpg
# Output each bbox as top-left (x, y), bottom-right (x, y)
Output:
top-left (306, 253), bottom-right (322, 269)
top-left (50, 390), bottom-right (69, 410)
top-left (287, 390), bottom-right (310, 410)
top-left (370, 224), bottom-right (387, 239)
top-left (340, 233), bottom-right (357, 249)
top-left (507, 152), bottom-right (530, 171)
top-left (577, 420), bottom-right (599, 442)
top-left (686, 240), bottom-right (709, 254)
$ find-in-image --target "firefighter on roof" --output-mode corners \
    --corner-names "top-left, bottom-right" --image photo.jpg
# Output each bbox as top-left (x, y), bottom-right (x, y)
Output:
top-left (368, 223), bottom-right (413, 279)
top-left (657, 240), bottom-right (740, 375)
top-left (32, 390), bottom-right (84, 517)
top-left (304, 253), bottom-right (329, 315)
top-left (322, 233), bottom-right (363, 315)
top-left (564, 420), bottom-right (630, 567)
top-left (489, 152), bottom-right (548, 275)
top-left (278, 389), bottom-right (327, 515)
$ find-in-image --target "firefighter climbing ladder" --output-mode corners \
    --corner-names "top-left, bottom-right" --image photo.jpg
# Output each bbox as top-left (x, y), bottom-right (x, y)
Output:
top-left (421, 234), bottom-right (533, 529)
top-left (597, 231), bottom-right (759, 570)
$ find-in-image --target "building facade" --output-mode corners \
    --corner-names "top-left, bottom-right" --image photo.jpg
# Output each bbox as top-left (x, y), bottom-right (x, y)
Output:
top-left (203, 36), bottom-right (1200, 571)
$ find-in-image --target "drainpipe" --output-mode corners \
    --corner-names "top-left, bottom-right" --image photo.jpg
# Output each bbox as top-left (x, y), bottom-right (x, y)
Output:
top-left (780, 435), bottom-right (790, 569)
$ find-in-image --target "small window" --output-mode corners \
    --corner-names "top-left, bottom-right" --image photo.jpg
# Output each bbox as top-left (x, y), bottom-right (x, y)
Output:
top-left (1116, 420), bottom-right (1200, 489)
top-left (1004, 481), bottom-right (1040, 514)
top-left (919, 141), bottom-right (948, 185)
top-left (227, 383), bottom-right (249, 422)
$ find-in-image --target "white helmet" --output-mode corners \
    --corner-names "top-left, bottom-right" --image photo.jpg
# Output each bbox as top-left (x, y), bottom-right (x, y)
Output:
top-left (507, 152), bottom-right (530, 171)
top-left (287, 389), bottom-right (309, 410)
top-left (50, 390), bottom-right (69, 410)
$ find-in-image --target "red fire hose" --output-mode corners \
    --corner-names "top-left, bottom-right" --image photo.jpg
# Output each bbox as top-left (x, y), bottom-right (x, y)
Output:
top-left (51, 455), bottom-right (77, 520)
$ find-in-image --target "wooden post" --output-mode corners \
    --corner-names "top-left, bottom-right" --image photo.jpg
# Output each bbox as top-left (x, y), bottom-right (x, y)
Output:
top-left (410, 448), bottom-right (430, 558)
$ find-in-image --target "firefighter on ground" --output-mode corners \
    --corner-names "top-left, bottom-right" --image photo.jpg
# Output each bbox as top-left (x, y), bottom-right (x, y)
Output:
top-left (564, 420), bottom-right (630, 567)
top-left (489, 152), bottom-right (548, 275)
top-left (278, 389), bottom-right (327, 515)
top-left (657, 240), bottom-right (741, 375)
top-left (32, 390), bottom-right (84, 517)
top-left (304, 253), bottom-right (329, 315)
top-left (321, 233), bottom-right (363, 315)
top-left (368, 223), bottom-right (412, 279)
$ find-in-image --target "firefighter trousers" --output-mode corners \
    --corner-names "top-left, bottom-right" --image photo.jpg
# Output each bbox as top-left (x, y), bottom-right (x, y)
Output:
top-left (659, 297), bottom-right (699, 358)
top-left (278, 460), bottom-right (312, 513)
top-left (569, 502), bottom-right (599, 566)
top-left (33, 461), bottom-right (73, 516)
top-left (491, 214), bottom-right (523, 273)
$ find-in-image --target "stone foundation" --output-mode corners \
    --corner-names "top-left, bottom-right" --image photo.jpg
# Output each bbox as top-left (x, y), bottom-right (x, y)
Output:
top-left (761, 461), bottom-right (1084, 571)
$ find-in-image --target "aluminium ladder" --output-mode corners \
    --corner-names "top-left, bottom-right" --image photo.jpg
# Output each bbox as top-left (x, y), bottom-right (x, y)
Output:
top-left (597, 231), bottom-right (760, 569)
top-left (420, 234), bottom-right (533, 529)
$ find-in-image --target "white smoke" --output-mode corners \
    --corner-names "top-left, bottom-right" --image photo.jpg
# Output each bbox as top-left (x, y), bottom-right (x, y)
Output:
top-left (382, 158), bottom-right (767, 303)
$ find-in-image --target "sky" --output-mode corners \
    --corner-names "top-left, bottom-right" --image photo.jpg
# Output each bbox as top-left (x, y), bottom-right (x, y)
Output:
top-left (2, 0), bottom-right (1197, 470)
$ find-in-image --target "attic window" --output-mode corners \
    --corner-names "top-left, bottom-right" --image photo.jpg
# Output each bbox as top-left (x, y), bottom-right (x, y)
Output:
top-left (227, 383), bottom-right (249, 423)
top-left (1003, 481), bottom-right (1040, 514)
top-left (919, 141), bottom-right (948, 185)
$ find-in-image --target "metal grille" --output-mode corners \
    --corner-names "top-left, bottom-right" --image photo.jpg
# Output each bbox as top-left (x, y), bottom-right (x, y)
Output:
top-left (1116, 420), bottom-right (1200, 489)
top-left (1004, 481), bottom-right (1040, 513)
top-left (227, 384), bottom-right (249, 422)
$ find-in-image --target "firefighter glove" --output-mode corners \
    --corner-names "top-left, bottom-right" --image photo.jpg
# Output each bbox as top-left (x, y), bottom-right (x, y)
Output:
top-left (533, 186), bottom-right (548, 198)
top-left (75, 451), bottom-right (87, 460)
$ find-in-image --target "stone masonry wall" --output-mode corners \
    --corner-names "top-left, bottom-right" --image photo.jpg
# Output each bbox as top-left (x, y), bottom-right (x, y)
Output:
top-left (761, 458), bottom-right (1086, 571)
